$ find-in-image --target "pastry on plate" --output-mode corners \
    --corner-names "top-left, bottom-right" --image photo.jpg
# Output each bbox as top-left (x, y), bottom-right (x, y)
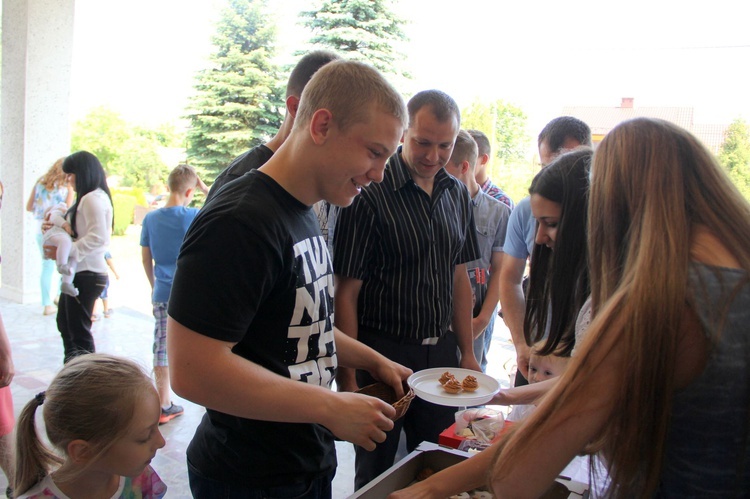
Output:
top-left (462, 375), bottom-right (479, 392)
top-left (439, 371), bottom-right (456, 385)
top-left (443, 378), bottom-right (462, 394)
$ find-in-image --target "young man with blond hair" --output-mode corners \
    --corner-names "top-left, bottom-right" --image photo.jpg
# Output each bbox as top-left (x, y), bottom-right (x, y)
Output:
top-left (445, 130), bottom-right (510, 371)
top-left (140, 164), bottom-right (207, 424)
top-left (167, 60), bottom-right (412, 497)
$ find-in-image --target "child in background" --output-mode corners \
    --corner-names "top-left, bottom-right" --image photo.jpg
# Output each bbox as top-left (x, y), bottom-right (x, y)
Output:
top-left (140, 164), bottom-right (207, 424)
top-left (41, 203), bottom-right (78, 297)
top-left (14, 353), bottom-right (167, 498)
top-left (507, 341), bottom-right (570, 421)
top-left (92, 252), bottom-right (119, 321)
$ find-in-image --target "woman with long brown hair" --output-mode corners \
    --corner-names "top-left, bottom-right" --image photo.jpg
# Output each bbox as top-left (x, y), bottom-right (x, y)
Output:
top-left (488, 118), bottom-right (750, 497)
top-left (388, 118), bottom-right (750, 497)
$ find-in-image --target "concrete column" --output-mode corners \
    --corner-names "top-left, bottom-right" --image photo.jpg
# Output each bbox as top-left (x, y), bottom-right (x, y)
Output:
top-left (1, 0), bottom-right (75, 303)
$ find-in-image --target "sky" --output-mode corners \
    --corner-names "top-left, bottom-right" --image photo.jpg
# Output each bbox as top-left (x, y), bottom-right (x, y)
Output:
top-left (70, 0), bottom-right (750, 136)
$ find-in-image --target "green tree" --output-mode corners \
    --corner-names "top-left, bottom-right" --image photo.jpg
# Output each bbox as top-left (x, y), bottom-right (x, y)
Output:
top-left (462, 98), bottom-right (534, 203)
top-left (71, 107), bottom-right (171, 190)
top-left (298, 0), bottom-right (410, 84)
top-left (719, 118), bottom-right (750, 200)
top-left (186, 0), bottom-right (285, 179)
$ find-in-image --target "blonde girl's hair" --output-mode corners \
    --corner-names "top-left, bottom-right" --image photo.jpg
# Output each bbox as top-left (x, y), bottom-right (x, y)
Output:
top-left (491, 117), bottom-right (750, 497)
top-left (14, 354), bottom-right (155, 495)
top-left (39, 158), bottom-right (68, 191)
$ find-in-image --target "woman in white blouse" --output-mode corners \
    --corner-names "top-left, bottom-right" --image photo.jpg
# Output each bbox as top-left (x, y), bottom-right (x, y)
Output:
top-left (44, 151), bottom-right (113, 363)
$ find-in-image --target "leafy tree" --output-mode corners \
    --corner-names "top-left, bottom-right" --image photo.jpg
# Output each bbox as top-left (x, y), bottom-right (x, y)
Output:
top-left (462, 98), bottom-right (534, 202)
top-left (298, 0), bottom-right (410, 84)
top-left (186, 0), bottom-right (285, 179)
top-left (719, 118), bottom-right (750, 200)
top-left (71, 107), bottom-right (171, 190)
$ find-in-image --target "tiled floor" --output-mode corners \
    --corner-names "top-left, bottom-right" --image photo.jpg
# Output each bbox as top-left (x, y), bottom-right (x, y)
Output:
top-left (2, 226), bottom-right (517, 497)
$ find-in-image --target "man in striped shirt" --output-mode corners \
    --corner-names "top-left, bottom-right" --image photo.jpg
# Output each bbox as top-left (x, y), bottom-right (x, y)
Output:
top-left (334, 89), bottom-right (482, 490)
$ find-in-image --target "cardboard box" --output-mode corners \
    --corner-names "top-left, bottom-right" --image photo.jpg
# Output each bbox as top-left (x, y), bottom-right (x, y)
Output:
top-left (348, 442), bottom-right (588, 498)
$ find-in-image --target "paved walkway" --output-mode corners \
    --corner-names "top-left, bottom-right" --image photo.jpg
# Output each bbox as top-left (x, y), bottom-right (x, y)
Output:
top-left (2, 225), bottom-right (518, 497)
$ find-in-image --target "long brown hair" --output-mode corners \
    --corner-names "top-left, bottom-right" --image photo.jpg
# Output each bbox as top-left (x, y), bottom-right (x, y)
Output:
top-left (491, 118), bottom-right (750, 496)
top-left (14, 354), bottom-right (154, 495)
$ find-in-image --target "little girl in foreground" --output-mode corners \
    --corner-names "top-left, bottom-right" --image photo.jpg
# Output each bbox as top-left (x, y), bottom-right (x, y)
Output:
top-left (15, 354), bottom-right (167, 498)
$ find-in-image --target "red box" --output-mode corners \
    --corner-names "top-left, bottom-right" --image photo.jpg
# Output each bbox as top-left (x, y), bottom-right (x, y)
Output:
top-left (438, 420), bottom-right (514, 448)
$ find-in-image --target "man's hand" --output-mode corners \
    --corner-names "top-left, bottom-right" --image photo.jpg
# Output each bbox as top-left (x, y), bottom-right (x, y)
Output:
top-left (460, 353), bottom-right (482, 373)
top-left (325, 392), bottom-right (396, 451)
top-left (515, 343), bottom-right (531, 379)
top-left (369, 357), bottom-right (412, 399)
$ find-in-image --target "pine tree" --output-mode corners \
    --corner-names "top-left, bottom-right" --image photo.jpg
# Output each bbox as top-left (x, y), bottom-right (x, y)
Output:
top-left (298, 0), bottom-right (409, 84)
top-left (186, 0), bottom-right (284, 178)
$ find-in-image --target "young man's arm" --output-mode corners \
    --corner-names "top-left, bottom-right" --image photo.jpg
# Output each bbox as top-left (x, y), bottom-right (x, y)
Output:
top-left (333, 275), bottom-right (363, 392)
top-left (499, 254), bottom-right (530, 378)
top-left (141, 247), bottom-right (155, 290)
top-left (453, 264), bottom-right (481, 372)
top-left (167, 317), bottom-right (406, 450)
top-left (472, 251), bottom-right (503, 337)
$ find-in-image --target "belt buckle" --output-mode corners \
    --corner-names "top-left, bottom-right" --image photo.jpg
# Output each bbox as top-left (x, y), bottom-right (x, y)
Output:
top-left (421, 336), bottom-right (439, 346)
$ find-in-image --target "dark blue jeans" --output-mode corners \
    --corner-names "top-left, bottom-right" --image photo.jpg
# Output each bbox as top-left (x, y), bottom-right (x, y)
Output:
top-left (188, 460), bottom-right (334, 499)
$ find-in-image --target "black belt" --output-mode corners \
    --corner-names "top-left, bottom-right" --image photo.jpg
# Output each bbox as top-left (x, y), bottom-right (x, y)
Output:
top-left (359, 327), bottom-right (444, 346)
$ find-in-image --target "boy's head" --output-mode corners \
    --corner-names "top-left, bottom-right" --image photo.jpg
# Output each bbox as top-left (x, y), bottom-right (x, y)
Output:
top-left (537, 116), bottom-right (592, 166)
top-left (444, 129), bottom-right (478, 187)
top-left (467, 129), bottom-right (491, 182)
top-left (167, 165), bottom-right (199, 202)
top-left (293, 59), bottom-right (407, 134)
top-left (290, 60), bottom-right (407, 208)
top-left (284, 50), bottom-right (341, 120)
top-left (528, 341), bottom-right (570, 384)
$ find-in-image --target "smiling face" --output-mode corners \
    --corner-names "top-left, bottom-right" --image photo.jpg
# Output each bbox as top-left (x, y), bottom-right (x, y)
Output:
top-left (95, 388), bottom-right (165, 478)
top-left (401, 106), bottom-right (459, 188)
top-left (320, 106), bottom-right (404, 207)
top-left (530, 193), bottom-right (562, 249)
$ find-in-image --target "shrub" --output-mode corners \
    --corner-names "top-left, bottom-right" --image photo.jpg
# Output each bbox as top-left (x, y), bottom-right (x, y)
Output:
top-left (112, 193), bottom-right (137, 236)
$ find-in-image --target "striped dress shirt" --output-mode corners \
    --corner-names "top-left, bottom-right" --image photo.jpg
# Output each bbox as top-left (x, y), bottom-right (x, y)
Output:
top-left (334, 147), bottom-right (479, 342)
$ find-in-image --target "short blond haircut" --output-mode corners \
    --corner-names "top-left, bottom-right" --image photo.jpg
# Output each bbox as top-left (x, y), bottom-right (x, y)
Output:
top-left (167, 164), bottom-right (198, 194)
top-left (449, 130), bottom-right (478, 171)
top-left (293, 59), bottom-right (407, 133)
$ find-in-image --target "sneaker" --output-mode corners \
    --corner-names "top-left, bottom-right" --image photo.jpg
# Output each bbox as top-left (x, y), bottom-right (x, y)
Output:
top-left (104, 308), bottom-right (113, 318)
top-left (159, 402), bottom-right (184, 424)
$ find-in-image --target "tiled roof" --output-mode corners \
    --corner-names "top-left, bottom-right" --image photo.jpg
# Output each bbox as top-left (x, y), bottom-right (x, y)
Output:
top-left (562, 100), bottom-right (729, 154)
top-left (562, 105), bottom-right (694, 135)
top-left (692, 123), bottom-right (729, 154)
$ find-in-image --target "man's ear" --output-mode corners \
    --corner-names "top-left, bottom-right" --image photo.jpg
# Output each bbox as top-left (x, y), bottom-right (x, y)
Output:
top-left (460, 160), bottom-right (471, 175)
top-left (477, 153), bottom-right (490, 168)
top-left (286, 95), bottom-right (301, 118)
top-left (67, 439), bottom-right (94, 465)
top-left (309, 109), bottom-right (334, 145)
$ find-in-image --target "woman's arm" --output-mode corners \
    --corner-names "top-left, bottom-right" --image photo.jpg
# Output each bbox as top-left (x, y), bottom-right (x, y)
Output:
top-left (71, 192), bottom-right (111, 260)
top-left (25, 185), bottom-right (36, 213)
top-left (490, 377), bottom-right (558, 406)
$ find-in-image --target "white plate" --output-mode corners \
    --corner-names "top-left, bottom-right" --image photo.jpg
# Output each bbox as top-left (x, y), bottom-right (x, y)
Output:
top-left (407, 368), bottom-right (500, 407)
